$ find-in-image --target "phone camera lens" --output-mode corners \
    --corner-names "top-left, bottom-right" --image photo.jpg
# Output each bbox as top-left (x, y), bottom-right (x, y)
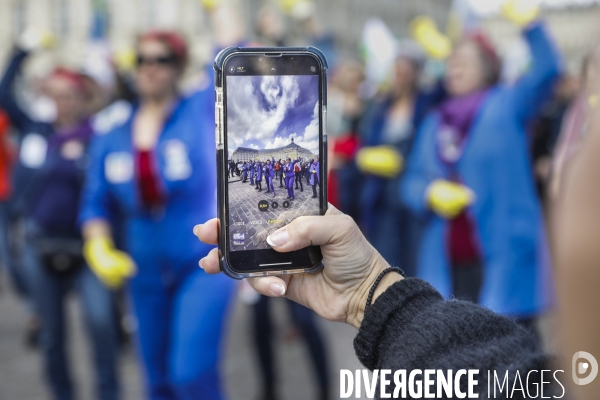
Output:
top-left (229, 67), bottom-right (235, 73)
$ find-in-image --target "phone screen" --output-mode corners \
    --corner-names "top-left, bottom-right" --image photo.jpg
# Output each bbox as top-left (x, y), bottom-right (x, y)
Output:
top-left (223, 54), bottom-right (323, 259)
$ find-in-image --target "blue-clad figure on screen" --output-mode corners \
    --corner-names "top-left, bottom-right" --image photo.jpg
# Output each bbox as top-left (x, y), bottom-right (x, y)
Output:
top-left (265, 157), bottom-right (276, 197)
top-left (241, 161), bottom-right (248, 182)
top-left (255, 161), bottom-right (263, 192)
top-left (310, 155), bottom-right (320, 199)
top-left (283, 157), bottom-right (297, 200)
top-left (249, 161), bottom-right (255, 185)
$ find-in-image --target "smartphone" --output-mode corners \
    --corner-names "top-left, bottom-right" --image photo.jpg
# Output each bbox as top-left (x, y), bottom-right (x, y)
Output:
top-left (214, 47), bottom-right (328, 279)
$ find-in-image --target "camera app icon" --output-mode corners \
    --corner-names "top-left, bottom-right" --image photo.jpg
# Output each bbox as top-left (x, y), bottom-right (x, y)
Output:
top-left (572, 351), bottom-right (598, 385)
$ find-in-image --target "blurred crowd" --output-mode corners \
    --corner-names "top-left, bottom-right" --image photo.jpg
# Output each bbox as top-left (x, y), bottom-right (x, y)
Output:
top-left (0, 0), bottom-right (598, 400)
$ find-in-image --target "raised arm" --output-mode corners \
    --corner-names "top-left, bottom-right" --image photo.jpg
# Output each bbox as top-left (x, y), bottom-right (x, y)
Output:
top-left (0, 49), bottom-right (34, 131)
top-left (510, 22), bottom-right (562, 123)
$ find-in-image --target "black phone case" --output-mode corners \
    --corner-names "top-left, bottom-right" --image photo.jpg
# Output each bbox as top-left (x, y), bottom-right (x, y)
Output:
top-left (214, 46), bottom-right (328, 279)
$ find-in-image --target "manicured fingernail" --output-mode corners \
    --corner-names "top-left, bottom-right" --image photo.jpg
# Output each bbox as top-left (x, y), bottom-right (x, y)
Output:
top-left (199, 258), bottom-right (205, 269)
top-left (270, 283), bottom-right (286, 296)
top-left (267, 228), bottom-right (289, 247)
top-left (193, 225), bottom-right (201, 236)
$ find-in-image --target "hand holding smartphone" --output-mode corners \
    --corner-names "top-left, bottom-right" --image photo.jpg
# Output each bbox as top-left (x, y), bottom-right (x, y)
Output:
top-left (214, 47), bottom-right (328, 279)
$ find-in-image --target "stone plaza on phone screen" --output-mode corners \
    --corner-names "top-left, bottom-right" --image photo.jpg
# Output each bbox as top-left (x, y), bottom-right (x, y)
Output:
top-left (227, 169), bottom-right (320, 251)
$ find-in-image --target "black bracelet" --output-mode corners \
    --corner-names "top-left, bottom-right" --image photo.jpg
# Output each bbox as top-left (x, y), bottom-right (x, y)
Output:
top-left (364, 267), bottom-right (406, 312)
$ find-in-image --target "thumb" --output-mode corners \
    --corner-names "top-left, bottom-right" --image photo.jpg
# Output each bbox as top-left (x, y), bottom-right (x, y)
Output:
top-left (266, 205), bottom-right (350, 252)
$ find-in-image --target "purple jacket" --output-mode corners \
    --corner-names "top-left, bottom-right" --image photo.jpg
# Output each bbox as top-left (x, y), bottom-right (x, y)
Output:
top-left (256, 162), bottom-right (263, 180)
top-left (283, 160), bottom-right (296, 178)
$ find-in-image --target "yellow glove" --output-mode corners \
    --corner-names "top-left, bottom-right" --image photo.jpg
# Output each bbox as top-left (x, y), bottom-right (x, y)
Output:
top-left (83, 237), bottom-right (136, 289)
top-left (501, 0), bottom-right (540, 27)
top-left (410, 16), bottom-right (452, 60)
top-left (356, 146), bottom-right (404, 179)
top-left (200, 0), bottom-right (221, 10)
top-left (426, 179), bottom-right (475, 219)
top-left (113, 46), bottom-right (137, 72)
top-left (18, 28), bottom-right (56, 52)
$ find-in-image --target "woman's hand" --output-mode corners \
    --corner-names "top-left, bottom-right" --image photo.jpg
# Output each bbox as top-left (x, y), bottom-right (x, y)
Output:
top-left (194, 206), bottom-right (402, 328)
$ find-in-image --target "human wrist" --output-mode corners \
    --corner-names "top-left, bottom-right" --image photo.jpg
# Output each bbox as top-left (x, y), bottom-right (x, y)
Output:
top-left (370, 270), bottom-right (404, 308)
top-left (346, 253), bottom-right (403, 329)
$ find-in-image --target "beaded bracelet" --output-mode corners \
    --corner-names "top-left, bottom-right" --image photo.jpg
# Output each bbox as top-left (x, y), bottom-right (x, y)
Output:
top-left (364, 267), bottom-right (406, 312)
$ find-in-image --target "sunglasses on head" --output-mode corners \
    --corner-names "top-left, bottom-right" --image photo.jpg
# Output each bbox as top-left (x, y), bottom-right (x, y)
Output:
top-left (136, 54), bottom-right (177, 67)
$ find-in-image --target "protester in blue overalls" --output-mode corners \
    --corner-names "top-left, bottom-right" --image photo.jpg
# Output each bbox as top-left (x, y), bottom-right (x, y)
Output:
top-left (255, 160), bottom-right (263, 191)
top-left (249, 160), bottom-right (255, 186)
top-left (241, 161), bottom-right (248, 182)
top-left (309, 155), bottom-right (320, 199)
top-left (0, 46), bottom-right (119, 400)
top-left (401, 19), bottom-right (560, 329)
top-left (79, 31), bottom-right (233, 400)
top-left (283, 157), bottom-right (297, 200)
top-left (265, 157), bottom-right (276, 197)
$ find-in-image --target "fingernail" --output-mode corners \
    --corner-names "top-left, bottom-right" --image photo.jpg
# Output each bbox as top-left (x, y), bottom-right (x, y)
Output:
top-left (199, 258), bottom-right (205, 269)
top-left (193, 225), bottom-right (201, 236)
top-left (270, 283), bottom-right (286, 296)
top-left (267, 228), bottom-right (289, 247)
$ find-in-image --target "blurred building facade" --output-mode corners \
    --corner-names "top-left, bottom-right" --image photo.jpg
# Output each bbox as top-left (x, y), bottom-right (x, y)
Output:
top-left (0, 0), bottom-right (598, 80)
top-left (231, 139), bottom-right (315, 162)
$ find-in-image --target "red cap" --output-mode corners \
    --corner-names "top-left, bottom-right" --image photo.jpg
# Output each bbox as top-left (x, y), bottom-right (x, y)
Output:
top-left (465, 31), bottom-right (501, 85)
top-left (140, 30), bottom-right (188, 67)
top-left (50, 68), bottom-right (91, 97)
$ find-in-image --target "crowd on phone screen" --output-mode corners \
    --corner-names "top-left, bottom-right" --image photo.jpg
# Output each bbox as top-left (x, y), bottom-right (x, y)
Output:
top-left (232, 157), bottom-right (320, 200)
top-left (0, 3), bottom-right (597, 400)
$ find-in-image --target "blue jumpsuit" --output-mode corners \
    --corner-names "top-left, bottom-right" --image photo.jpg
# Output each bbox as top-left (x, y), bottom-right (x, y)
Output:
top-left (80, 87), bottom-right (234, 400)
top-left (255, 161), bottom-right (263, 190)
top-left (249, 162), bottom-right (255, 185)
top-left (241, 163), bottom-right (248, 182)
top-left (265, 158), bottom-right (275, 193)
top-left (309, 161), bottom-right (320, 198)
top-left (284, 161), bottom-right (297, 199)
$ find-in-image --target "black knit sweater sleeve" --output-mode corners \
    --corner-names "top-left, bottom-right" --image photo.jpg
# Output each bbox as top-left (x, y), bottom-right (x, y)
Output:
top-left (354, 278), bottom-right (558, 398)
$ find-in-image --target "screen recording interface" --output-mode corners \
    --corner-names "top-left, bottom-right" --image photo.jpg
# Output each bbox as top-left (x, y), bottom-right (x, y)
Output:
top-left (226, 70), bottom-right (321, 252)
